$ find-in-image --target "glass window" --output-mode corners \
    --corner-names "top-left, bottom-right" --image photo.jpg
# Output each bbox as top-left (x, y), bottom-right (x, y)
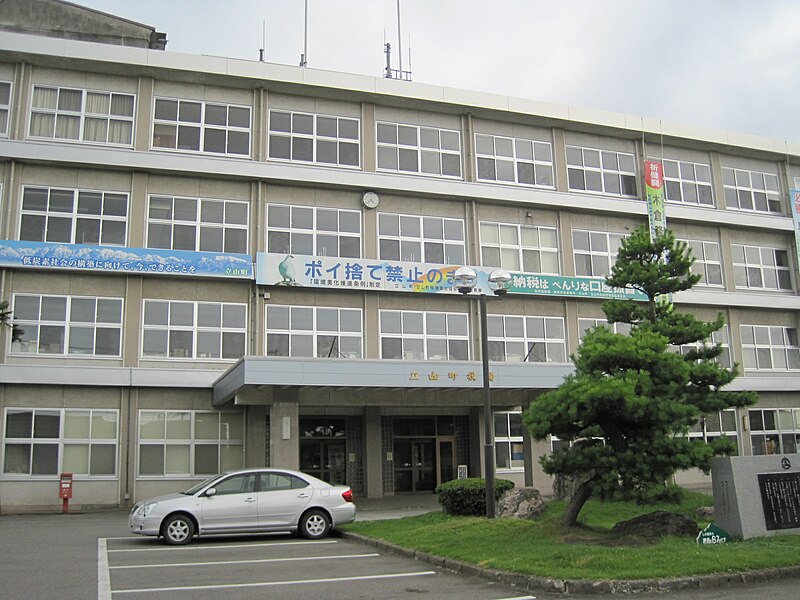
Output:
top-left (494, 411), bottom-right (525, 471)
top-left (475, 134), bottom-right (554, 188)
top-left (487, 315), bottom-right (567, 363)
top-left (0, 80), bottom-right (11, 137)
top-left (20, 187), bottom-right (128, 246)
top-left (731, 244), bottom-right (792, 291)
top-left (657, 158), bottom-right (714, 206)
top-left (377, 121), bottom-right (461, 178)
top-left (147, 196), bottom-right (248, 253)
top-left (153, 98), bottom-right (250, 156)
top-left (741, 325), bottom-right (800, 372)
top-left (572, 230), bottom-right (625, 277)
top-left (3, 408), bottom-right (118, 476)
top-left (267, 205), bottom-right (361, 258)
top-left (379, 310), bottom-right (468, 361)
top-left (137, 410), bottom-right (244, 476)
top-left (11, 294), bottom-right (122, 357)
top-left (29, 85), bottom-right (134, 145)
top-left (722, 167), bottom-right (782, 214)
top-left (268, 110), bottom-right (359, 167)
top-left (142, 300), bottom-right (247, 360)
top-left (683, 239), bottom-right (723, 287)
top-left (749, 408), bottom-right (800, 455)
top-left (266, 305), bottom-right (363, 358)
top-left (480, 222), bottom-right (559, 274)
top-left (378, 213), bottom-right (465, 265)
top-left (566, 145), bottom-right (637, 197)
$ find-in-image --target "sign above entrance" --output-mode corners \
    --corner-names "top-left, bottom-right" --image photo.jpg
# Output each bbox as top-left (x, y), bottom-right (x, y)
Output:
top-left (256, 253), bottom-right (645, 300)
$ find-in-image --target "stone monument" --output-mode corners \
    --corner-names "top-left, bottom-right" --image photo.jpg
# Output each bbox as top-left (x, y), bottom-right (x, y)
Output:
top-left (711, 454), bottom-right (800, 540)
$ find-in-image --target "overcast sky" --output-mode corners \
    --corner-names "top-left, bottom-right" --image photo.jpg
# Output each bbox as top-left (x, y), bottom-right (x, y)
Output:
top-left (73, 0), bottom-right (800, 143)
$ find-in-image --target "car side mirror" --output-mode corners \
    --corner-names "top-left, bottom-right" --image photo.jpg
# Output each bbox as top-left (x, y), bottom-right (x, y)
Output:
top-left (205, 488), bottom-right (216, 497)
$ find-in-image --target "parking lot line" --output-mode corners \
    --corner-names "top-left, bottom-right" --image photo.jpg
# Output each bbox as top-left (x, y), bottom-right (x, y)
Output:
top-left (112, 571), bottom-right (438, 595)
top-left (98, 538), bottom-right (111, 600)
top-left (110, 552), bottom-right (379, 570)
top-left (107, 539), bottom-right (337, 553)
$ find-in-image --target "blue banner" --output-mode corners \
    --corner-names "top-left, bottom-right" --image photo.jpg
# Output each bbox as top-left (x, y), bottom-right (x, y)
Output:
top-left (0, 240), bottom-right (254, 279)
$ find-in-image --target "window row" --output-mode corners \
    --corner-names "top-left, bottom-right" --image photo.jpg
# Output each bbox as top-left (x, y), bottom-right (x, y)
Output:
top-left (20, 189), bottom-right (787, 291)
top-left (11, 296), bottom-right (247, 360)
top-left (10, 296), bottom-right (799, 371)
top-left (12, 83), bottom-right (793, 212)
top-left (0, 408), bottom-right (244, 478)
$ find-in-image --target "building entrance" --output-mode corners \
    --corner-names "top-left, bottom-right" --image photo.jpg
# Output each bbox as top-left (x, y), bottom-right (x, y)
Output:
top-left (299, 417), bottom-right (347, 485)
top-left (393, 438), bottom-right (435, 492)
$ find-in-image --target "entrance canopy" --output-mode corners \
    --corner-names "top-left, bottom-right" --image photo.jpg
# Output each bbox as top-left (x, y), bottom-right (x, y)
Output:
top-left (212, 357), bottom-right (573, 407)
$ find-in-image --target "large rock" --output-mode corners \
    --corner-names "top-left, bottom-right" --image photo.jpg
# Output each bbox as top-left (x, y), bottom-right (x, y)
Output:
top-left (497, 487), bottom-right (547, 519)
top-left (611, 511), bottom-right (700, 538)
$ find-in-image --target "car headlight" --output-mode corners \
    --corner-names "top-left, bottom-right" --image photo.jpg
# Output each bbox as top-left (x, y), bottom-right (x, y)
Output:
top-left (136, 502), bottom-right (158, 517)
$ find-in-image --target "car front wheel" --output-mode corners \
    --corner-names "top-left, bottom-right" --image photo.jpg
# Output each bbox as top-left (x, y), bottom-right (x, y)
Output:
top-left (162, 514), bottom-right (195, 545)
top-left (299, 509), bottom-right (331, 539)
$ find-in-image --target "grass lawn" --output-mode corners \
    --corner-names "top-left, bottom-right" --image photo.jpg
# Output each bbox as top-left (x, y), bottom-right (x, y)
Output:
top-left (342, 493), bottom-right (800, 581)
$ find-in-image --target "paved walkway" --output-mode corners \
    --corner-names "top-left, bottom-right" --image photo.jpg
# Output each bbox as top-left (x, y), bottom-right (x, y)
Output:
top-left (354, 493), bottom-right (441, 521)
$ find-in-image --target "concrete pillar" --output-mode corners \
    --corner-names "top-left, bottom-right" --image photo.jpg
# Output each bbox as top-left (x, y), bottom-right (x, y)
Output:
top-left (469, 405), bottom-right (482, 477)
top-left (269, 401), bottom-right (299, 469)
top-left (364, 406), bottom-right (383, 497)
top-left (245, 405), bottom-right (267, 467)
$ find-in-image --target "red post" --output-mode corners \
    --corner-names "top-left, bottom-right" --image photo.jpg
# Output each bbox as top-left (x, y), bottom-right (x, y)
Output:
top-left (59, 473), bottom-right (73, 513)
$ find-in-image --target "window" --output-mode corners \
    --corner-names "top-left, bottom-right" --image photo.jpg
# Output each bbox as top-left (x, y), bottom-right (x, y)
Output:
top-left (731, 244), bottom-right (791, 291)
top-left (0, 81), bottom-right (10, 136)
top-left (3, 408), bottom-right (117, 476)
top-left (722, 167), bottom-right (781, 214)
top-left (20, 187), bottom-right (128, 246)
top-left (494, 411), bottom-right (525, 471)
top-left (659, 159), bottom-right (713, 206)
top-left (153, 98), bottom-right (250, 155)
top-left (487, 315), bottom-right (566, 363)
top-left (147, 196), bottom-right (249, 253)
top-left (267, 205), bottom-right (361, 258)
top-left (684, 239), bottom-right (723, 287)
top-left (686, 409), bottom-right (738, 450)
top-left (142, 300), bottom-right (246, 360)
top-left (480, 222), bottom-right (559, 274)
top-left (378, 213), bottom-right (465, 264)
top-left (749, 408), bottom-right (800, 455)
top-left (578, 318), bottom-right (631, 340)
top-left (268, 110), bottom-right (359, 167)
top-left (566, 145), bottom-right (637, 196)
top-left (740, 325), bottom-right (800, 371)
top-left (137, 410), bottom-right (244, 476)
top-left (572, 230), bottom-right (625, 277)
top-left (380, 310), bottom-right (468, 360)
top-left (29, 85), bottom-right (134, 145)
top-left (475, 134), bottom-right (554, 187)
top-left (11, 294), bottom-right (122, 356)
top-left (376, 122), bottom-right (461, 178)
top-left (675, 327), bottom-right (732, 369)
top-left (266, 305), bottom-right (363, 358)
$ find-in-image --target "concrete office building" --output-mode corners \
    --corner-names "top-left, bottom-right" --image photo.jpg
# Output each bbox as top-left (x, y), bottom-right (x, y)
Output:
top-left (1, 1), bottom-right (799, 512)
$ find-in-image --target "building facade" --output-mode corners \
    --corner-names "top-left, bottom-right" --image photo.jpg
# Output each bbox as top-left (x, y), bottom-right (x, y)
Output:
top-left (1, 5), bottom-right (799, 512)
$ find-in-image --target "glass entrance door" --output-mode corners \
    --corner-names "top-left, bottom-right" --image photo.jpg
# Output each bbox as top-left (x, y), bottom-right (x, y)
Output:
top-left (300, 440), bottom-right (347, 485)
top-left (393, 439), bottom-right (436, 492)
top-left (436, 436), bottom-right (456, 486)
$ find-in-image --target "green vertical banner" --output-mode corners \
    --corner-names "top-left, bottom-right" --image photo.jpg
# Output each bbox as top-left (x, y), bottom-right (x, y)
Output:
top-left (645, 160), bottom-right (666, 240)
top-left (790, 190), bottom-right (800, 271)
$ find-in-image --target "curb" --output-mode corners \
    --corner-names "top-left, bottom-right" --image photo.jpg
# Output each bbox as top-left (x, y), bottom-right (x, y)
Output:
top-left (339, 531), bottom-right (800, 595)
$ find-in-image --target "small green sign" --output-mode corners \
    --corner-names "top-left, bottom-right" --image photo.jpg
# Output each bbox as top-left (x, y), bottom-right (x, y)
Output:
top-left (696, 523), bottom-right (730, 545)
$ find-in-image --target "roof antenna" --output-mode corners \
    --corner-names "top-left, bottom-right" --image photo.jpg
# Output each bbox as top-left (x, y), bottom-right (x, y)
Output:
top-left (383, 1), bottom-right (411, 80)
top-left (259, 20), bottom-right (265, 62)
top-left (299, 0), bottom-right (308, 67)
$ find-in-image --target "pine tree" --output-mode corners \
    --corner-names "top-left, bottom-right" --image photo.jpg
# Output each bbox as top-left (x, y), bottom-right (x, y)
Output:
top-left (524, 226), bottom-right (755, 527)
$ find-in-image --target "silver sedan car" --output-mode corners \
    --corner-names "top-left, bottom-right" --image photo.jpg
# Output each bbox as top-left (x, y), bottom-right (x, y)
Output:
top-left (129, 468), bottom-right (356, 545)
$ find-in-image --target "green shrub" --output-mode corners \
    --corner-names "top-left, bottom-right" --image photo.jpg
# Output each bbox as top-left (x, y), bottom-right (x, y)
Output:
top-left (435, 477), bottom-right (515, 516)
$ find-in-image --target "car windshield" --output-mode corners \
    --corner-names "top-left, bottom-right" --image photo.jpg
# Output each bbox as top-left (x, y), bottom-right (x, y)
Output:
top-left (182, 474), bottom-right (226, 495)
